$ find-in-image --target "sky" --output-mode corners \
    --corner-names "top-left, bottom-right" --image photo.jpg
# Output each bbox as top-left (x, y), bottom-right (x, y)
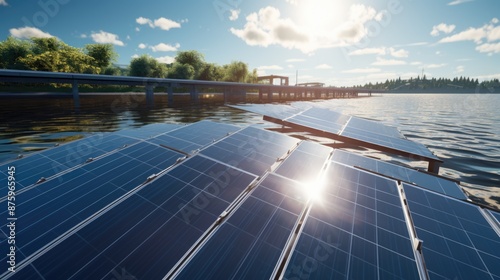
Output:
top-left (1, 0), bottom-right (499, 86)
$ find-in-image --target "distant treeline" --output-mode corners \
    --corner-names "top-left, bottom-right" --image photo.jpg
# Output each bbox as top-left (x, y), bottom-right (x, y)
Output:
top-left (0, 36), bottom-right (258, 83)
top-left (352, 76), bottom-right (500, 92)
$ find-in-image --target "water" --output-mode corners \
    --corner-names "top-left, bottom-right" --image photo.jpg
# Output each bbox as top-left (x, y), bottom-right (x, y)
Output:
top-left (0, 93), bottom-right (499, 208)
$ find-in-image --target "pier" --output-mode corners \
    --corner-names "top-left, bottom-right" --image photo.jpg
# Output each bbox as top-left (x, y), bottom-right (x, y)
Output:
top-left (0, 69), bottom-right (378, 107)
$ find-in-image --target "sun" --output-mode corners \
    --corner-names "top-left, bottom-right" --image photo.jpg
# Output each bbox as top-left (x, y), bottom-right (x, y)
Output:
top-left (297, 0), bottom-right (345, 36)
top-left (302, 177), bottom-right (327, 203)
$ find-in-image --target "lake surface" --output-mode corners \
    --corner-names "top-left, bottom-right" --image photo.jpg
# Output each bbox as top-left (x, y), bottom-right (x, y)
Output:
top-left (0, 93), bottom-right (499, 209)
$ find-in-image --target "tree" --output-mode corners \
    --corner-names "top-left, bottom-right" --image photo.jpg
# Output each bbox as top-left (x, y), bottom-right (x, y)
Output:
top-left (167, 63), bottom-right (195, 79)
top-left (246, 68), bottom-right (258, 83)
top-left (175, 50), bottom-right (205, 77)
top-left (31, 37), bottom-right (62, 54)
top-left (0, 36), bottom-right (31, 70)
top-left (20, 46), bottom-right (99, 74)
top-left (129, 55), bottom-right (167, 78)
top-left (197, 63), bottom-right (224, 81)
top-left (85, 44), bottom-right (117, 69)
top-left (223, 61), bottom-right (249, 82)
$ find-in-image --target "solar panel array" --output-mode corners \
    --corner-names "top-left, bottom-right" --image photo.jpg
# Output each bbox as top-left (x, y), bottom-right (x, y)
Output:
top-left (1, 116), bottom-right (499, 280)
top-left (231, 105), bottom-right (440, 161)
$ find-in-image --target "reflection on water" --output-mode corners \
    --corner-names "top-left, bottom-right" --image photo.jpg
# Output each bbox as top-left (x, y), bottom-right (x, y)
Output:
top-left (0, 93), bottom-right (499, 209)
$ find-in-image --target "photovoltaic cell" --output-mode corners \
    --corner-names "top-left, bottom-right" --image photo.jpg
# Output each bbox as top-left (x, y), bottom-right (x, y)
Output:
top-left (275, 141), bottom-right (332, 183)
top-left (200, 126), bottom-right (300, 176)
top-left (331, 150), bottom-right (466, 199)
top-left (115, 123), bottom-right (181, 139)
top-left (4, 156), bottom-right (256, 279)
top-left (285, 107), bottom-right (351, 135)
top-left (174, 173), bottom-right (307, 279)
top-left (403, 183), bottom-right (500, 279)
top-left (0, 133), bottom-right (138, 194)
top-left (147, 120), bottom-right (240, 154)
top-left (283, 163), bottom-right (421, 280)
top-left (230, 104), bottom-right (304, 120)
top-left (0, 141), bottom-right (184, 274)
top-left (345, 117), bottom-right (404, 139)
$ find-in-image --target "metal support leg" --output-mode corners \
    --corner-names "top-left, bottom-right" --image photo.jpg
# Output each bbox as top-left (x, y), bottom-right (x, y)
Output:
top-left (72, 80), bottom-right (80, 108)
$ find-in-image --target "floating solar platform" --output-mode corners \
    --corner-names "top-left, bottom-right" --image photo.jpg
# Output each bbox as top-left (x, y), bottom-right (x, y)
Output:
top-left (231, 104), bottom-right (443, 174)
top-left (1, 115), bottom-right (499, 280)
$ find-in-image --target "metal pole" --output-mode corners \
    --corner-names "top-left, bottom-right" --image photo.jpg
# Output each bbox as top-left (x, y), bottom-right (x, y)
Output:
top-left (72, 80), bottom-right (80, 108)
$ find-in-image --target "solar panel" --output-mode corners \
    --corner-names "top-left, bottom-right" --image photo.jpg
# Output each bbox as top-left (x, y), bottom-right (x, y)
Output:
top-left (345, 117), bottom-right (404, 138)
top-left (403, 183), bottom-right (500, 279)
top-left (0, 133), bottom-right (139, 195)
top-left (275, 140), bottom-right (332, 183)
top-left (283, 163), bottom-right (421, 280)
top-left (230, 103), bottom-right (304, 120)
top-left (173, 173), bottom-right (307, 279)
top-left (0, 142), bottom-right (184, 272)
top-left (147, 120), bottom-right (240, 154)
top-left (4, 156), bottom-right (256, 279)
top-left (331, 150), bottom-right (467, 199)
top-left (200, 126), bottom-right (300, 176)
top-left (115, 123), bottom-right (181, 139)
top-left (488, 209), bottom-right (500, 225)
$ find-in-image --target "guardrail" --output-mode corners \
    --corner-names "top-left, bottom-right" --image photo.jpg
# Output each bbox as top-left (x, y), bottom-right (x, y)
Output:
top-left (0, 69), bottom-right (380, 107)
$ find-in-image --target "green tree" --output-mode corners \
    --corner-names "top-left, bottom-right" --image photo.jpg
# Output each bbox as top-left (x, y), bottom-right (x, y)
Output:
top-left (246, 68), bottom-right (258, 83)
top-left (223, 61), bottom-right (249, 82)
top-left (0, 36), bottom-right (31, 70)
top-left (167, 63), bottom-right (195, 79)
top-left (129, 55), bottom-right (167, 78)
top-left (175, 50), bottom-right (205, 77)
top-left (197, 63), bottom-right (224, 81)
top-left (85, 44), bottom-right (117, 69)
top-left (20, 47), bottom-right (99, 74)
top-left (31, 37), bottom-right (62, 54)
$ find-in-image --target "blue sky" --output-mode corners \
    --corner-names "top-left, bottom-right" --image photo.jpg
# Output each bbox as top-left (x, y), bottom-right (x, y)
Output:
top-left (1, 0), bottom-right (499, 86)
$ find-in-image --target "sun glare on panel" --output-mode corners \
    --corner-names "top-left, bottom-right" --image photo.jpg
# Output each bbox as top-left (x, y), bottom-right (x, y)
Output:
top-left (302, 176), bottom-right (327, 203)
top-left (297, 0), bottom-right (345, 36)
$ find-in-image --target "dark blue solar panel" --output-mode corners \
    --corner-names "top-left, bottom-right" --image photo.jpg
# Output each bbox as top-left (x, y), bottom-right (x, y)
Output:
top-left (3, 156), bottom-right (256, 279)
top-left (403, 183), bottom-right (500, 279)
top-left (200, 126), bottom-right (300, 176)
top-left (283, 163), bottom-right (421, 280)
top-left (0, 133), bottom-right (138, 195)
top-left (346, 117), bottom-right (403, 138)
top-left (332, 150), bottom-right (466, 199)
top-left (275, 141), bottom-right (332, 183)
top-left (147, 120), bottom-right (240, 154)
top-left (230, 104), bottom-right (304, 120)
top-left (285, 107), bottom-right (350, 134)
top-left (115, 123), bottom-right (181, 139)
top-left (174, 173), bottom-right (307, 279)
top-left (0, 142), bottom-right (183, 274)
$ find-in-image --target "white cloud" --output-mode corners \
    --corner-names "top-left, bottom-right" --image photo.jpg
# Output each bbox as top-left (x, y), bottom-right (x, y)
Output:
top-left (455, 65), bottom-right (465, 73)
top-left (348, 47), bottom-right (386, 56)
top-left (126, 35), bottom-right (131, 40)
top-left (138, 43), bottom-right (147, 49)
top-left (348, 47), bottom-right (407, 57)
top-left (316, 64), bottom-right (332, 69)
top-left (135, 27), bottom-right (140, 32)
top-left (131, 54), bottom-right (140, 59)
top-left (439, 18), bottom-right (499, 44)
top-left (473, 73), bottom-right (500, 80)
top-left (431, 23), bottom-right (456, 36)
top-left (426, 63), bottom-right (447, 68)
top-left (10, 27), bottom-right (53, 39)
top-left (151, 43), bottom-right (180, 52)
top-left (230, 4), bottom-right (383, 53)
top-left (342, 68), bottom-right (381, 74)
top-left (80, 34), bottom-right (87, 38)
top-left (410, 61), bottom-right (423, 65)
top-left (476, 42), bottom-right (500, 54)
top-left (136, 17), bottom-right (154, 28)
top-left (0, 0), bottom-right (8, 6)
top-left (229, 9), bottom-right (240, 21)
top-left (136, 16), bottom-right (181, 31)
top-left (286, 58), bottom-right (305, 62)
top-left (372, 57), bottom-right (407, 66)
top-left (388, 47), bottom-right (409, 58)
top-left (448, 0), bottom-right (473, 5)
top-left (156, 56), bottom-right (175, 64)
top-left (90, 31), bottom-right (124, 46)
top-left (154, 17), bottom-right (181, 31)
